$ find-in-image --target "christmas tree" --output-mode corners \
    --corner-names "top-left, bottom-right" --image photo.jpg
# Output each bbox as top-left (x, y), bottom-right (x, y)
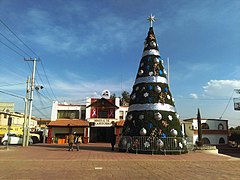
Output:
top-left (122, 15), bottom-right (181, 140)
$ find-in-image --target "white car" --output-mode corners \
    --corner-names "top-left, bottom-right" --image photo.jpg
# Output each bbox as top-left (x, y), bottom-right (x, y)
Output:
top-left (1, 133), bottom-right (33, 146)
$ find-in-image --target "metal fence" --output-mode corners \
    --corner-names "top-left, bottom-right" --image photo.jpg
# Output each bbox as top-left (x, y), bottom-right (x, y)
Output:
top-left (118, 136), bottom-right (194, 155)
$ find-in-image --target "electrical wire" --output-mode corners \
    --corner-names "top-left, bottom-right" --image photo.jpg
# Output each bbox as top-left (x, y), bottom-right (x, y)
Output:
top-left (0, 39), bottom-right (25, 58)
top-left (0, 82), bottom-right (25, 87)
top-left (0, 32), bottom-right (31, 58)
top-left (0, 18), bottom-right (57, 103)
top-left (0, 18), bottom-right (39, 58)
top-left (40, 60), bottom-right (58, 101)
top-left (32, 104), bottom-right (49, 119)
top-left (219, 90), bottom-right (235, 119)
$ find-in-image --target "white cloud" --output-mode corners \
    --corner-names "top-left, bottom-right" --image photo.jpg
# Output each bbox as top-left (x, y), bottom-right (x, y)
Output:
top-left (203, 80), bottom-right (240, 97)
top-left (189, 93), bottom-right (198, 99)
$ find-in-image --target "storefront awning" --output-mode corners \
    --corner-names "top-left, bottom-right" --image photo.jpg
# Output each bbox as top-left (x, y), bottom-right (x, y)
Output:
top-left (48, 119), bottom-right (89, 127)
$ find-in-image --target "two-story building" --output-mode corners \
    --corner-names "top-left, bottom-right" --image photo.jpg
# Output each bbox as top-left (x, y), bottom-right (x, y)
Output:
top-left (48, 94), bottom-right (128, 144)
top-left (182, 118), bottom-right (228, 145)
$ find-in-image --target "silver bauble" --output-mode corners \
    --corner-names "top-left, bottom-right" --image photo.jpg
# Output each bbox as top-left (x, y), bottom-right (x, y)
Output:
top-left (127, 114), bottom-right (133, 121)
top-left (163, 69), bottom-right (167, 74)
top-left (156, 139), bottom-right (164, 148)
top-left (154, 57), bottom-right (160, 64)
top-left (149, 41), bottom-right (156, 47)
top-left (155, 86), bottom-right (161, 93)
top-left (139, 114), bottom-right (144, 120)
top-left (144, 40), bottom-right (148, 48)
top-left (135, 86), bottom-right (139, 91)
top-left (138, 69), bottom-right (144, 75)
top-left (140, 128), bottom-right (147, 136)
top-left (170, 129), bottom-right (178, 137)
top-left (131, 93), bottom-right (136, 100)
top-left (143, 92), bottom-right (149, 97)
top-left (154, 112), bottom-right (162, 120)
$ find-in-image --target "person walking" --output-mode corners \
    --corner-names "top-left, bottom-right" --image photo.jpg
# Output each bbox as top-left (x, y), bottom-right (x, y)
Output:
top-left (110, 133), bottom-right (116, 151)
top-left (68, 133), bottom-right (74, 151)
top-left (74, 134), bottom-right (82, 151)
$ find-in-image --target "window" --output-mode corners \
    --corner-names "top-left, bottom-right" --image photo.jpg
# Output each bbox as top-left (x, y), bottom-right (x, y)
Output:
top-left (201, 123), bottom-right (209, 129)
top-left (98, 110), bottom-right (108, 118)
top-left (219, 137), bottom-right (225, 144)
top-left (57, 110), bottom-right (79, 119)
top-left (218, 123), bottom-right (224, 130)
top-left (202, 137), bottom-right (210, 144)
top-left (119, 111), bottom-right (124, 120)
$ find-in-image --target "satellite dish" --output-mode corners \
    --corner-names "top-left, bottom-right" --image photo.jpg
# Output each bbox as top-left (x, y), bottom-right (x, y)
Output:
top-left (101, 90), bottom-right (111, 99)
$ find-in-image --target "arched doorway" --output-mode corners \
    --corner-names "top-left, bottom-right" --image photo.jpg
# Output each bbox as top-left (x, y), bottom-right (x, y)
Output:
top-left (219, 137), bottom-right (225, 144)
top-left (202, 137), bottom-right (210, 144)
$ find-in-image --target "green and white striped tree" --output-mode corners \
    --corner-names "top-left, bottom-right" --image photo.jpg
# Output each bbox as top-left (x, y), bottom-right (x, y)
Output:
top-left (122, 15), bottom-right (181, 139)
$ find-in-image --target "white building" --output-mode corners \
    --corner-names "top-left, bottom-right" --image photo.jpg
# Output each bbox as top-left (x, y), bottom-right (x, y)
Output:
top-left (48, 97), bottom-right (128, 144)
top-left (51, 101), bottom-right (86, 121)
top-left (182, 118), bottom-right (228, 145)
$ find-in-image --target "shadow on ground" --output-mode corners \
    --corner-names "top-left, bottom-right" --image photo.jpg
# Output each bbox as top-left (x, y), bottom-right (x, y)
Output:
top-left (217, 145), bottom-right (240, 158)
top-left (32, 143), bottom-right (116, 152)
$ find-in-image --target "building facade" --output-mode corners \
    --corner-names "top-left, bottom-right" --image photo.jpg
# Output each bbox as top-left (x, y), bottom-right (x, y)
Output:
top-left (86, 97), bottom-right (128, 143)
top-left (182, 118), bottom-right (228, 145)
top-left (48, 97), bottom-right (128, 144)
top-left (0, 111), bottom-right (38, 135)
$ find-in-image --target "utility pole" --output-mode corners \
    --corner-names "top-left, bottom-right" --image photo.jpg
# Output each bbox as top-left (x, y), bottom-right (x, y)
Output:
top-left (24, 58), bottom-right (39, 146)
top-left (22, 76), bottom-right (30, 147)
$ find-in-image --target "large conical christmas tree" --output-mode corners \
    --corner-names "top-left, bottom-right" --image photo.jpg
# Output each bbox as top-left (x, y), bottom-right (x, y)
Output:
top-left (122, 15), bottom-right (181, 139)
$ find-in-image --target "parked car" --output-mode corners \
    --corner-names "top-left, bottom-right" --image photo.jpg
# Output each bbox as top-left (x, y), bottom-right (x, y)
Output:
top-left (1, 133), bottom-right (33, 146)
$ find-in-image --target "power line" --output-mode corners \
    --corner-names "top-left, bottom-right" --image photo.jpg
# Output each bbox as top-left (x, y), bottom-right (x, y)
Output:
top-left (35, 65), bottom-right (53, 101)
top-left (32, 104), bottom-right (49, 119)
top-left (0, 39), bottom-right (25, 58)
top-left (0, 18), bottom-right (57, 104)
top-left (0, 32), bottom-right (31, 57)
top-left (0, 18), bottom-right (39, 58)
top-left (0, 82), bottom-right (25, 87)
top-left (219, 90), bottom-right (235, 119)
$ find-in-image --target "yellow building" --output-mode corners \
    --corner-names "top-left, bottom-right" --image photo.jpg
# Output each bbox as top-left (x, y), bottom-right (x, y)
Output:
top-left (0, 111), bottom-right (38, 135)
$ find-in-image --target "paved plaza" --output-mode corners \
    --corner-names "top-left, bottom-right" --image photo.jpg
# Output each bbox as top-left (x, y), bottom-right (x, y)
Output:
top-left (0, 143), bottom-right (240, 180)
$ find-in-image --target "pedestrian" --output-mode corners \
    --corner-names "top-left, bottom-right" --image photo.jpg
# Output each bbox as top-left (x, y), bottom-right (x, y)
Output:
top-left (110, 134), bottom-right (116, 151)
top-left (68, 133), bottom-right (74, 151)
top-left (74, 134), bottom-right (81, 151)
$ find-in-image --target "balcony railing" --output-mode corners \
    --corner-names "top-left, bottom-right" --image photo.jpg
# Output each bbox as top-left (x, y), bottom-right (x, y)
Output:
top-left (118, 136), bottom-right (194, 155)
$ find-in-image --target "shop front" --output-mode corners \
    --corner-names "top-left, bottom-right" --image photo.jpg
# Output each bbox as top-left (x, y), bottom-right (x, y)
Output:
top-left (47, 119), bottom-right (89, 144)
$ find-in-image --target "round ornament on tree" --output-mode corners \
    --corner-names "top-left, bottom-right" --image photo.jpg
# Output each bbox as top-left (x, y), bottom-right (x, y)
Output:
top-left (138, 69), bottom-right (144, 75)
top-left (156, 139), bottom-right (164, 148)
top-left (155, 86), bottom-right (161, 93)
top-left (127, 114), bottom-right (133, 121)
top-left (154, 112), bottom-right (162, 120)
top-left (140, 128), bottom-right (147, 136)
top-left (153, 57), bottom-right (159, 64)
top-left (149, 41), bottom-right (156, 47)
top-left (170, 129), bottom-right (178, 137)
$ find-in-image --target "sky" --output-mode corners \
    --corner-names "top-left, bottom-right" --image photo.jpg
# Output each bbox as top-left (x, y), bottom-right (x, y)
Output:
top-left (0, 0), bottom-right (240, 127)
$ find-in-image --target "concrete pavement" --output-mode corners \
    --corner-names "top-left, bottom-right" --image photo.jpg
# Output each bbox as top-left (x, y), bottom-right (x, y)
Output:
top-left (0, 143), bottom-right (240, 179)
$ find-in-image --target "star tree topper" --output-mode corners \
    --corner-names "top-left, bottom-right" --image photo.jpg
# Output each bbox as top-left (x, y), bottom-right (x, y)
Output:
top-left (147, 14), bottom-right (157, 27)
